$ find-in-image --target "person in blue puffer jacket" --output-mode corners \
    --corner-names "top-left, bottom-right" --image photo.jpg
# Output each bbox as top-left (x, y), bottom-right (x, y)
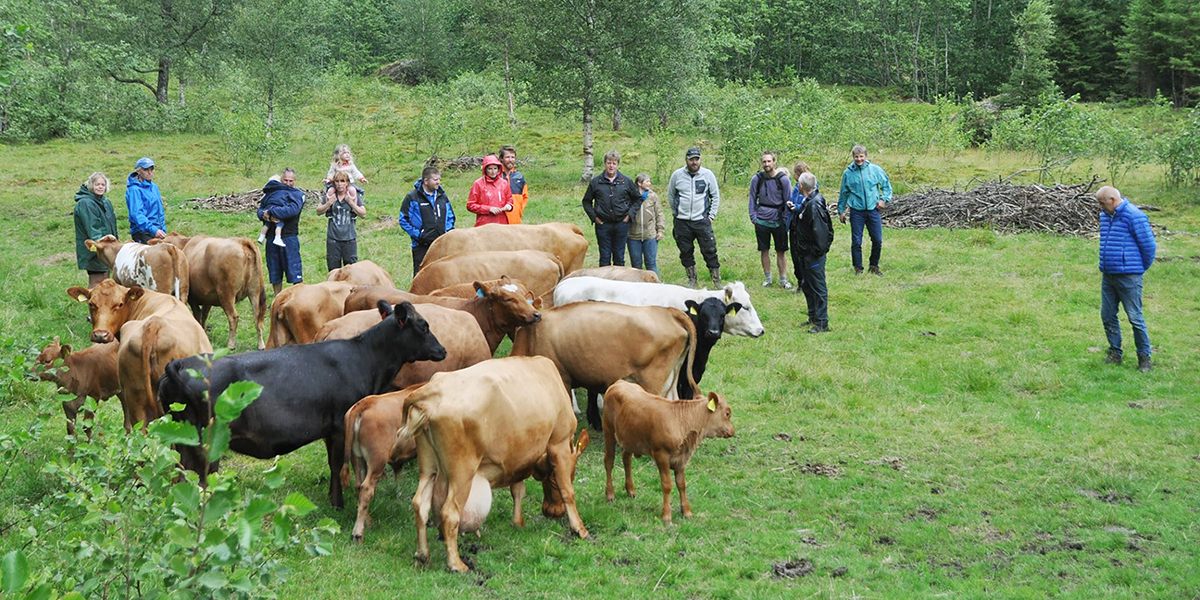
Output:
top-left (399, 166), bottom-right (455, 276)
top-left (1097, 185), bottom-right (1156, 372)
top-left (125, 157), bottom-right (165, 242)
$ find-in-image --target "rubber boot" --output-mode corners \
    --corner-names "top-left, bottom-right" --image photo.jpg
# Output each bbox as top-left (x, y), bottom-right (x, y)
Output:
top-left (686, 265), bottom-right (698, 289)
top-left (710, 267), bottom-right (722, 288)
top-left (1137, 354), bottom-right (1152, 373)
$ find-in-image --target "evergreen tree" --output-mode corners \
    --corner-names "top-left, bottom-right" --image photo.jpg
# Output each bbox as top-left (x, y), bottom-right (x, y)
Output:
top-left (1000, 0), bottom-right (1059, 108)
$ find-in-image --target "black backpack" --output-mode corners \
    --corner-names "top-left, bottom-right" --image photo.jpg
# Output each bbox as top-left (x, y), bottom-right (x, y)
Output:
top-left (754, 171), bottom-right (787, 208)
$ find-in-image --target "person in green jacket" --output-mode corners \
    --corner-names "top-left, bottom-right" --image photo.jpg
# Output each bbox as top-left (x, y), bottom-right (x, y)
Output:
top-left (74, 172), bottom-right (120, 288)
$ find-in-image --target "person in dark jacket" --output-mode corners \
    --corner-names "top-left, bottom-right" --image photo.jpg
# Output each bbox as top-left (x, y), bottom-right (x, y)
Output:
top-left (74, 172), bottom-right (120, 288)
top-left (257, 168), bottom-right (306, 295)
top-left (1097, 185), bottom-right (1156, 372)
top-left (787, 172), bottom-right (834, 333)
top-left (582, 149), bottom-right (642, 267)
top-left (399, 166), bottom-right (456, 276)
top-left (125, 157), bottom-right (165, 243)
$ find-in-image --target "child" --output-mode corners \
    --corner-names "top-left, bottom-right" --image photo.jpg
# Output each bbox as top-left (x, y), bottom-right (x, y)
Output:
top-left (257, 188), bottom-right (289, 248)
top-left (627, 173), bottom-right (665, 277)
top-left (316, 171), bottom-right (366, 271)
top-left (325, 144), bottom-right (368, 184)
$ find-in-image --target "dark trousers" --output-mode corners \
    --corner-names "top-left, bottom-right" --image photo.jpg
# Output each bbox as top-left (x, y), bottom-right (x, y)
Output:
top-left (595, 221), bottom-right (630, 267)
top-left (848, 208), bottom-right (883, 269)
top-left (793, 252), bottom-right (828, 325)
top-left (326, 239), bottom-right (358, 271)
top-left (411, 243), bottom-right (431, 277)
top-left (131, 231), bottom-right (154, 244)
top-left (672, 218), bottom-right (720, 269)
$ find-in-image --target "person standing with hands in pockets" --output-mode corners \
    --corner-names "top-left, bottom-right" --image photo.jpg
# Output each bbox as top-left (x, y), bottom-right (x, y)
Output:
top-left (467, 155), bottom-right (513, 227)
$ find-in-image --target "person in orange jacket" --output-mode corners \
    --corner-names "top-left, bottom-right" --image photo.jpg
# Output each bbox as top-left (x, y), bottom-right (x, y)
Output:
top-left (467, 155), bottom-right (513, 226)
top-left (499, 145), bottom-right (529, 224)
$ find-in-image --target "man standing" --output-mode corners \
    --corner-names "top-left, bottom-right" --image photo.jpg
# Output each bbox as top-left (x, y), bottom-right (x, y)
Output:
top-left (667, 147), bottom-right (722, 288)
top-left (1097, 185), bottom-right (1156, 372)
top-left (837, 144), bottom-right (892, 276)
top-left (582, 150), bottom-right (641, 267)
top-left (399, 166), bottom-right (455, 276)
top-left (749, 150), bottom-right (792, 289)
top-left (125, 157), bottom-right (165, 243)
top-left (787, 172), bottom-right (834, 333)
top-left (258, 168), bottom-right (306, 295)
top-left (499, 145), bottom-right (529, 224)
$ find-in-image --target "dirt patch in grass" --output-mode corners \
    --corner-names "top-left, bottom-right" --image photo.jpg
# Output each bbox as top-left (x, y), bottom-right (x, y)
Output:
top-left (1077, 488), bottom-right (1136, 505)
top-left (37, 251), bottom-right (73, 267)
top-left (771, 558), bottom-right (814, 579)
top-left (794, 462), bottom-right (842, 477)
top-left (903, 507), bottom-right (939, 521)
top-left (865, 456), bottom-right (908, 471)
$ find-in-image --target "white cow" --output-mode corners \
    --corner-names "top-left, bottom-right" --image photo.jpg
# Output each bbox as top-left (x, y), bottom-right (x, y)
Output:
top-left (552, 277), bottom-right (765, 338)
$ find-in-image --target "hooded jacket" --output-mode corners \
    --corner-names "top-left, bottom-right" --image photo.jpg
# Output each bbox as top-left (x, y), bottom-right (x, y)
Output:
top-left (257, 179), bottom-right (305, 237)
top-left (503, 168), bottom-right (528, 224)
top-left (74, 184), bottom-right (119, 271)
top-left (628, 190), bottom-right (665, 241)
top-left (467, 156), bottom-right (513, 226)
top-left (1099, 199), bottom-right (1156, 275)
top-left (400, 180), bottom-right (455, 247)
top-left (125, 172), bottom-right (165, 236)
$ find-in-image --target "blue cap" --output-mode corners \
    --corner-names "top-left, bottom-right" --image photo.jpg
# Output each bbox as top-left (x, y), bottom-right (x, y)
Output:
top-left (135, 157), bottom-right (156, 170)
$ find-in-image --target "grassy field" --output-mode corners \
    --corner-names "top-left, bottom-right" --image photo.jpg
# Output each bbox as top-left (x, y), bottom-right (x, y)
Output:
top-left (1, 85), bottom-right (1198, 599)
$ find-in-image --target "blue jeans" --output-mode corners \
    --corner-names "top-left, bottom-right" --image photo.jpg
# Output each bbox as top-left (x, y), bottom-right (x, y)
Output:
top-left (797, 254), bottom-right (828, 326)
top-left (626, 238), bottom-right (659, 276)
top-left (849, 208), bottom-right (883, 270)
top-left (1101, 273), bottom-right (1151, 357)
top-left (595, 221), bottom-right (629, 267)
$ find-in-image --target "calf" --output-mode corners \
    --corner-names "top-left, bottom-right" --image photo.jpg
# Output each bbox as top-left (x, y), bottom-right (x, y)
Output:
top-left (676, 298), bottom-right (742, 399)
top-left (158, 233), bottom-right (267, 350)
top-left (266, 281), bottom-right (355, 347)
top-left (561, 266), bottom-right (660, 283)
top-left (87, 235), bottom-right (189, 302)
top-left (602, 380), bottom-right (734, 522)
top-left (158, 300), bottom-right (446, 509)
top-left (34, 336), bottom-right (122, 438)
top-left (327, 260), bottom-right (395, 288)
top-left (344, 384), bottom-right (425, 542)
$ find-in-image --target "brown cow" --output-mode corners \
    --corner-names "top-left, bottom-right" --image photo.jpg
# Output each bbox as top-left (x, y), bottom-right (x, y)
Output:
top-left (562, 266), bottom-right (660, 283)
top-left (87, 235), bottom-right (189, 302)
top-left (158, 233), bottom-right (266, 350)
top-left (34, 336), bottom-right (122, 438)
top-left (345, 278), bottom-right (541, 355)
top-left (266, 281), bottom-right (355, 348)
top-left (408, 250), bottom-right (564, 302)
top-left (510, 302), bottom-right (699, 430)
top-left (601, 380), bottom-right (734, 522)
top-left (315, 303), bottom-right (491, 390)
top-left (403, 356), bottom-right (589, 572)
top-left (343, 384), bottom-right (424, 542)
top-left (327, 260), bottom-right (395, 289)
top-left (66, 280), bottom-right (213, 432)
top-left (421, 222), bottom-right (588, 274)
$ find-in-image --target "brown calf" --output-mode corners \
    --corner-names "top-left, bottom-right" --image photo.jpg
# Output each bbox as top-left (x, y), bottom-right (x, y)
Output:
top-left (34, 336), bottom-right (122, 438)
top-left (266, 281), bottom-right (355, 347)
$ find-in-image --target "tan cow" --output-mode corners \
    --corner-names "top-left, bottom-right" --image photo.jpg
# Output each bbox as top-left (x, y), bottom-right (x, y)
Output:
top-left (409, 250), bottom-right (564, 304)
top-left (315, 303), bottom-right (491, 389)
top-left (403, 356), bottom-right (589, 572)
top-left (343, 384), bottom-right (424, 542)
top-left (34, 336), bottom-right (122, 438)
top-left (327, 260), bottom-right (395, 289)
top-left (421, 222), bottom-right (588, 275)
top-left (601, 380), bottom-right (734, 522)
top-left (266, 281), bottom-right (355, 348)
top-left (510, 302), bottom-right (699, 430)
top-left (345, 277), bottom-right (541, 355)
top-left (66, 280), bottom-right (213, 432)
top-left (158, 233), bottom-right (266, 350)
top-left (562, 266), bottom-right (661, 283)
top-left (87, 235), bottom-right (189, 302)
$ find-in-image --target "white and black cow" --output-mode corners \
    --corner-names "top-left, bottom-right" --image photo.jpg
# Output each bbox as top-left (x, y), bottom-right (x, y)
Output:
top-left (552, 277), bottom-right (765, 338)
top-left (679, 297), bottom-right (742, 399)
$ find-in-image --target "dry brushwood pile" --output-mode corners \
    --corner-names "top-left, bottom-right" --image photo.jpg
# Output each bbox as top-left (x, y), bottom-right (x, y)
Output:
top-left (882, 179), bottom-right (1102, 236)
top-left (425, 153), bottom-right (533, 172)
top-left (187, 188), bottom-right (324, 213)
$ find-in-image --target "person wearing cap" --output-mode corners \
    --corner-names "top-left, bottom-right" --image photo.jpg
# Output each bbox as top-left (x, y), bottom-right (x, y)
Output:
top-left (666, 147), bottom-right (722, 288)
top-left (125, 157), bottom-right (165, 242)
top-left (582, 149), bottom-right (641, 267)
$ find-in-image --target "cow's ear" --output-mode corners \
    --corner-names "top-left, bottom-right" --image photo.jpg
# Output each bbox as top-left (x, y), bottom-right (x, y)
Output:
top-left (574, 429), bottom-right (590, 454)
top-left (724, 286), bottom-right (734, 303)
top-left (85, 239), bottom-right (98, 252)
top-left (126, 287), bottom-right (145, 302)
top-left (376, 299), bottom-right (394, 320)
top-left (707, 396), bottom-right (717, 412)
top-left (685, 299), bottom-right (699, 315)
top-left (60, 344), bottom-right (72, 358)
top-left (474, 281), bottom-right (486, 297)
top-left (66, 286), bottom-right (90, 302)
top-left (726, 302), bottom-right (743, 315)
top-left (52, 335), bottom-right (60, 345)
top-left (531, 296), bottom-right (542, 309)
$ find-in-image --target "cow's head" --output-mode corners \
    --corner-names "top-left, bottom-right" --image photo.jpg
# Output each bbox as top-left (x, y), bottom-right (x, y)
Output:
top-left (378, 300), bottom-right (447, 363)
top-left (158, 354), bottom-right (219, 478)
top-left (701, 391), bottom-right (735, 439)
top-left (535, 428), bottom-right (590, 518)
top-left (721, 282), bottom-right (765, 338)
top-left (33, 336), bottom-right (68, 382)
top-left (67, 280), bottom-right (145, 344)
top-left (476, 276), bottom-right (542, 333)
top-left (84, 235), bottom-right (123, 268)
top-left (685, 298), bottom-right (742, 342)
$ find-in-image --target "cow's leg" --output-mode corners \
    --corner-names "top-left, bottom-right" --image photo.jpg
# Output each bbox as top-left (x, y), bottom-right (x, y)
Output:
top-left (623, 451), bottom-right (636, 498)
top-left (62, 395), bottom-right (84, 437)
top-left (510, 481), bottom-right (526, 527)
top-left (674, 466), bottom-right (692, 518)
top-left (412, 440), bottom-right (437, 565)
top-left (219, 297), bottom-right (240, 350)
top-left (442, 468), bottom-right (473, 572)
top-left (603, 425), bottom-right (617, 502)
top-left (585, 386), bottom-right (604, 431)
top-left (547, 443), bottom-right (589, 539)
top-left (324, 435), bottom-right (345, 509)
top-left (652, 450), bottom-right (674, 523)
top-left (351, 460), bottom-right (385, 543)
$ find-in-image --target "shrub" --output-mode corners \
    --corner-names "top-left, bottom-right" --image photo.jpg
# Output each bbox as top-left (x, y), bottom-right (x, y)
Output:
top-left (1160, 109), bottom-right (1200, 186)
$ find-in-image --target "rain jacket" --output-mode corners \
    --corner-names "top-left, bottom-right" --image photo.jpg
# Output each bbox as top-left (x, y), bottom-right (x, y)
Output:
top-left (628, 190), bottom-right (665, 241)
top-left (504, 168), bottom-right (528, 224)
top-left (467, 156), bottom-right (513, 226)
top-left (837, 160), bottom-right (892, 215)
top-left (399, 180), bottom-right (455, 247)
top-left (125, 172), bottom-right (165, 237)
top-left (257, 179), bottom-right (305, 237)
top-left (74, 184), bottom-right (119, 271)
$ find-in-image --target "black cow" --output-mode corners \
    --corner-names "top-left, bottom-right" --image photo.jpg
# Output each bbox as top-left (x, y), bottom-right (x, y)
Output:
top-left (158, 300), bottom-right (446, 509)
top-left (677, 298), bottom-right (742, 399)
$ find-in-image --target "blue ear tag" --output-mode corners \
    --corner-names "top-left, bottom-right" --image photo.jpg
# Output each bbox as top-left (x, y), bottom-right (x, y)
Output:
top-left (476, 288), bottom-right (485, 297)
top-left (527, 298), bottom-right (534, 304)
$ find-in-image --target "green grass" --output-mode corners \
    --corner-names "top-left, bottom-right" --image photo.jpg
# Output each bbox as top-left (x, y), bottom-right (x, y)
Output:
top-left (1, 84), bottom-right (1199, 599)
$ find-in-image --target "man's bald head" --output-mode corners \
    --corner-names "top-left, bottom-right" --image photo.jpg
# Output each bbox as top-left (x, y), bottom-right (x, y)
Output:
top-left (1096, 185), bottom-right (1123, 216)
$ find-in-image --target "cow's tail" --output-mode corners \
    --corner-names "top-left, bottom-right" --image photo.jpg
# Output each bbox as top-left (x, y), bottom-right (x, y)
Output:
top-left (670, 309), bottom-right (700, 399)
top-left (242, 239), bottom-right (268, 335)
top-left (141, 317), bottom-right (165, 420)
top-left (267, 293), bottom-right (290, 349)
top-left (343, 402), bottom-right (366, 488)
top-left (167, 243), bottom-right (189, 303)
top-left (398, 399), bottom-right (430, 452)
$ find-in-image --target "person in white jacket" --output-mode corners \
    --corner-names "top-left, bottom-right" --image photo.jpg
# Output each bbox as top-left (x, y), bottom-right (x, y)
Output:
top-left (666, 147), bottom-right (722, 288)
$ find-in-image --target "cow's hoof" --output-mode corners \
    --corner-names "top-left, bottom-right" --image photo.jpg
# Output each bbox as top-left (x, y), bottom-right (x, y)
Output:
top-left (414, 552), bottom-right (429, 565)
top-left (448, 562), bottom-right (470, 574)
top-left (351, 534), bottom-right (364, 544)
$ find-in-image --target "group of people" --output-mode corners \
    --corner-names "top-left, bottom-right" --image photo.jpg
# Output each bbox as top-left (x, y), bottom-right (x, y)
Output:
top-left (72, 143), bottom-right (1157, 371)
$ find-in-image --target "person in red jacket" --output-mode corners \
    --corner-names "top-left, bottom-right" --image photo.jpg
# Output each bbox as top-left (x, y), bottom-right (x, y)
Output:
top-left (467, 155), bottom-right (513, 226)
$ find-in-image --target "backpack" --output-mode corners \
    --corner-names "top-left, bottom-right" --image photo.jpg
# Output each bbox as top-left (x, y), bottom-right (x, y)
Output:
top-left (754, 171), bottom-right (788, 208)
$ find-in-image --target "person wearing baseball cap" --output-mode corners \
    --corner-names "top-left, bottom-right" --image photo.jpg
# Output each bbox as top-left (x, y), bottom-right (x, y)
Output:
top-left (125, 157), bottom-right (165, 242)
top-left (666, 147), bottom-right (722, 288)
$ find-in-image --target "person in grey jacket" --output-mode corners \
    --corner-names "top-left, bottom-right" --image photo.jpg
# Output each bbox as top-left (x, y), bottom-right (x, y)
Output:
top-left (666, 147), bottom-right (722, 288)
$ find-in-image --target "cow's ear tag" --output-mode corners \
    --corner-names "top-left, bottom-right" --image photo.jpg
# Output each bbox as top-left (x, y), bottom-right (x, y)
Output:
top-left (76, 294), bottom-right (88, 303)
top-left (526, 298), bottom-right (534, 305)
top-left (476, 288), bottom-right (485, 298)
top-left (707, 398), bottom-right (717, 412)
top-left (688, 306), bottom-right (697, 315)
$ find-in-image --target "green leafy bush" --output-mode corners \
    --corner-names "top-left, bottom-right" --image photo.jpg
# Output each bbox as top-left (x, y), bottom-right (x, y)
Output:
top-left (1160, 109), bottom-right (1200, 186)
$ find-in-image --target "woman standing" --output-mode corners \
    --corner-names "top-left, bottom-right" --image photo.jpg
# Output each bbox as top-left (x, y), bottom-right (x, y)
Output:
top-left (74, 172), bottom-right (119, 288)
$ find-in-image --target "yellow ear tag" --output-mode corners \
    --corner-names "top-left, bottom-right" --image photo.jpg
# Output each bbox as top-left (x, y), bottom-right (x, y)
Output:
top-left (76, 294), bottom-right (88, 303)
top-left (689, 306), bottom-right (698, 315)
top-left (707, 398), bottom-right (716, 412)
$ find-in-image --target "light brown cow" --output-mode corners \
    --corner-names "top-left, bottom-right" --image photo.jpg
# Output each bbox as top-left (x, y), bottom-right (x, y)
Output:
top-left (343, 384), bottom-right (424, 542)
top-left (34, 336), bottom-right (122, 438)
top-left (327, 260), bottom-right (395, 289)
top-left (66, 280), bottom-right (213, 432)
top-left (421, 222), bottom-right (588, 275)
top-left (409, 250), bottom-right (564, 303)
top-left (602, 380), bottom-right (734, 522)
top-left (315, 303), bottom-right (491, 389)
top-left (266, 281), bottom-right (355, 348)
top-left (158, 233), bottom-right (266, 350)
top-left (403, 356), bottom-right (589, 572)
top-left (87, 235), bottom-right (189, 302)
top-left (562, 266), bottom-right (661, 283)
top-left (345, 278), bottom-right (541, 355)
top-left (510, 302), bottom-right (698, 431)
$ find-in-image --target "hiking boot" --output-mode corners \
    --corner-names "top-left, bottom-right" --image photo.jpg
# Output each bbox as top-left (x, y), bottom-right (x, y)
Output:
top-left (685, 266), bottom-right (698, 289)
top-left (781, 279), bottom-right (794, 290)
top-left (854, 267), bottom-right (864, 276)
top-left (869, 265), bottom-right (884, 277)
top-left (710, 267), bottom-right (722, 288)
top-left (1137, 354), bottom-right (1152, 373)
top-left (801, 317), bottom-right (814, 328)
top-left (761, 275), bottom-right (773, 287)
top-left (808, 323), bottom-right (830, 333)
top-left (1104, 348), bottom-right (1123, 365)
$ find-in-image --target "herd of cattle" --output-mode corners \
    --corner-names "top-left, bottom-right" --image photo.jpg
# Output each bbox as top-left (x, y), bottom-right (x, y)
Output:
top-left (35, 222), bottom-right (764, 572)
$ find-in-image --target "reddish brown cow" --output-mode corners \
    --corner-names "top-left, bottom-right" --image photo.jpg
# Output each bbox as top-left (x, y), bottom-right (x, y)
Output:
top-left (408, 250), bottom-right (563, 303)
top-left (34, 336), bottom-right (122, 438)
top-left (343, 384), bottom-right (424, 542)
top-left (327, 260), bottom-right (395, 289)
top-left (266, 281), bottom-right (355, 348)
top-left (421, 222), bottom-right (588, 274)
top-left (601, 380), bottom-right (734, 522)
top-left (87, 235), bottom-right (189, 302)
top-left (159, 233), bottom-right (266, 350)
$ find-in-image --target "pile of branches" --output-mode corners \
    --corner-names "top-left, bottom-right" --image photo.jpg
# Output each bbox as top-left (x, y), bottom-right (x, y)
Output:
top-left (187, 189), bottom-right (324, 213)
top-left (425, 153), bottom-right (533, 172)
top-left (882, 178), bottom-right (1101, 236)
